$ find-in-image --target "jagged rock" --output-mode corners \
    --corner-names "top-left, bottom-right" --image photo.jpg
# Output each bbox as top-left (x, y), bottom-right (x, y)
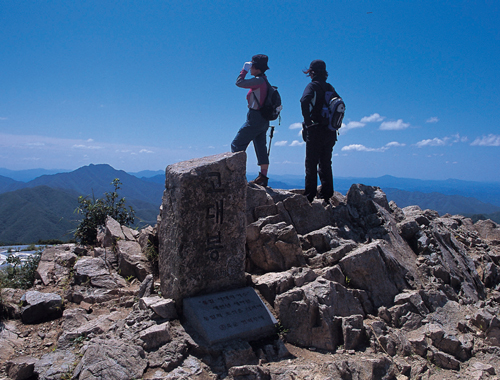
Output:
top-left (34, 349), bottom-right (77, 380)
top-left (253, 271), bottom-right (294, 306)
top-left (427, 346), bottom-right (461, 370)
top-left (406, 328), bottom-right (428, 357)
top-left (331, 356), bottom-right (394, 380)
top-left (0, 288), bottom-right (24, 319)
top-left (58, 310), bottom-right (127, 348)
top-left (159, 355), bottom-right (213, 379)
top-left (303, 225), bottom-right (342, 253)
top-left (67, 286), bottom-right (135, 305)
top-left (394, 290), bottom-right (429, 316)
top-left (36, 245), bottom-right (77, 286)
top-left (92, 247), bottom-right (118, 267)
top-left (147, 338), bottom-right (188, 370)
top-left (20, 291), bottom-right (63, 324)
top-left (275, 277), bottom-right (364, 350)
top-left (339, 241), bottom-right (402, 309)
top-left (342, 314), bottom-right (365, 350)
top-left (307, 242), bottom-right (357, 269)
top-left (471, 309), bottom-right (494, 331)
top-left (282, 195), bottom-right (331, 235)
top-left (223, 340), bottom-right (258, 369)
top-left (74, 257), bottom-right (110, 285)
top-left (246, 184), bottom-right (275, 224)
top-left (139, 296), bottom-right (178, 320)
top-left (5, 355), bottom-right (36, 380)
top-left (73, 338), bottom-right (147, 379)
top-left (474, 219), bottom-right (500, 243)
top-left (97, 216), bottom-right (126, 247)
top-left (139, 322), bottom-right (172, 350)
top-left (138, 273), bottom-right (154, 298)
top-left (116, 240), bottom-right (151, 281)
top-left (0, 321), bottom-right (23, 363)
top-left (486, 316), bottom-right (500, 346)
top-left (228, 365), bottom-right (270, 380)
top-left (247, 221), bottom-right (303, 272)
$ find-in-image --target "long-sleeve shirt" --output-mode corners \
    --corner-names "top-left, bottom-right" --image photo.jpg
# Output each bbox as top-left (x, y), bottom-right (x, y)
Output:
top-left (300, 76), bottom-right (339, 126)
top-left (236, 70), bottom-right (268, 110)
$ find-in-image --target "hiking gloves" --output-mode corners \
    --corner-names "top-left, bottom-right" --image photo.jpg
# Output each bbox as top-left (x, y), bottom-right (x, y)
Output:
top-left (243, 62), bottom-right (252, 72)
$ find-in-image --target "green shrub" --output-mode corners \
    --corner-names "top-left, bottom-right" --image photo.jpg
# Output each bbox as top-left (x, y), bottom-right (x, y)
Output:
top-left (74, 178), bottom-right (135, 246)
top-left (0, 252), bottom-right (42, 290)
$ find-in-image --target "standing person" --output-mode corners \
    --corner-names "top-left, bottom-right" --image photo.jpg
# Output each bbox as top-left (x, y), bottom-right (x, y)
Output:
top-left (231, 54), bottom-right (271, 187)
top-left (300, 60), bottom-right (340, 202)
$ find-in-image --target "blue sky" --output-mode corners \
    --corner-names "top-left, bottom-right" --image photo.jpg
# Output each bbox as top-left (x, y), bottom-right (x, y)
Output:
top-left (1, 0), bottom-right (499, 181)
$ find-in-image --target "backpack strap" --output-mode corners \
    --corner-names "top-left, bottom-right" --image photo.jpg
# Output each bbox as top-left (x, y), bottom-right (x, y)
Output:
top-left (252, 76), bottom-right (269, 109)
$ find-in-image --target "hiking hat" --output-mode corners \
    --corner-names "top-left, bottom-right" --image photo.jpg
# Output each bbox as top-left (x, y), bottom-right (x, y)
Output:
top-left (252, 54), bottom-right (269, 72)
top-left (309, 59), bottom-right (327, 73)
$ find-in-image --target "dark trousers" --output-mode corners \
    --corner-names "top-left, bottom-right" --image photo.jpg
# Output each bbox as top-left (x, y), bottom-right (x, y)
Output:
top-left (231, 109), bottom-right (270, 166)
top-left (304, 126), bottom-right (337, 202)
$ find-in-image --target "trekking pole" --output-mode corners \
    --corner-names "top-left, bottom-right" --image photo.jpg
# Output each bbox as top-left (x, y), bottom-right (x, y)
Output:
top-left (267, 126), bottom-right (275, 156)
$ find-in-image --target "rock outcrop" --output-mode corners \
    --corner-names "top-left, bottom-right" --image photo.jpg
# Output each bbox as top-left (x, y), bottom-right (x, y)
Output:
top-left (2, 171), bottom-right (500, 379)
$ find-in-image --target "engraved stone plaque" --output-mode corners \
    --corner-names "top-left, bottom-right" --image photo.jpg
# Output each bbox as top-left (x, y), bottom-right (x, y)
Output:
top-left (183, 287), bottom-right (277, 345)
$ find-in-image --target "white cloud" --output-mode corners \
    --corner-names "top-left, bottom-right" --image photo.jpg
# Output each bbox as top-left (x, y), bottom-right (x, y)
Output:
top-left (275, 140), bottom-right (288, 146)
top-left (290, 140), bottom-right (305, 147)
top-left (343, 121), bottom-right (366, 131)
top-left (451, 133), bottom-right (468, 143)
top-left (471, 134), bottom-right (500, 146)
top-left (289, 122), bottom-right (302, 130)
top-left (341, 144), bottom-right (385, 152)
top-left (361, 113), bottom-right (385, 123)
top-left (72, 144), bottom-right (103, 150)
top-left (379, 119), bottom-right (410, 131)
top-left (426, 117), bottom-right (439, 123)
top-left (0, 132), bottom-right (189, 171)
top-left (385, 141), bottom-right (406, 148)
top-left (139, 149), bottom-right (154, 154)
top-left (415, 138), bottom-right (447, 148)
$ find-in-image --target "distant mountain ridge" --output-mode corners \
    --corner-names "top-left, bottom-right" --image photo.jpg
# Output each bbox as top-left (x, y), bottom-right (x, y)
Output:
top-left (2, 164), bottom-right (164, 206)
top-left (0, 164), bottom-right (164, 244)
top-left (0, 186), bottom-right (80, 245)
top-left (0, 165), bottom-right (499, 244)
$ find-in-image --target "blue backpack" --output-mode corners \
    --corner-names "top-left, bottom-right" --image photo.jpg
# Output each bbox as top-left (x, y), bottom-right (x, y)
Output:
top-left (321, 86), bottom-right (345, 131)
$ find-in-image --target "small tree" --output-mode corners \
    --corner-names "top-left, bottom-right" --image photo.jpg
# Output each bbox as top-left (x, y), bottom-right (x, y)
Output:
top-left (74, 178), bottom-right (135, 245)
top-left (0, 252), bottom-right (42, 290)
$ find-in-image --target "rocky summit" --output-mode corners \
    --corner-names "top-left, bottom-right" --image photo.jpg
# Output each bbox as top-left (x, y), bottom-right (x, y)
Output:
top-left (2, 162), bottom-right (500, 379)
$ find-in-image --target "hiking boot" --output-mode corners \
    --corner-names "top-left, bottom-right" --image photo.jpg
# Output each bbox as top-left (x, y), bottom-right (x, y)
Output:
top-left (250, 172), bottom-right (269, 187)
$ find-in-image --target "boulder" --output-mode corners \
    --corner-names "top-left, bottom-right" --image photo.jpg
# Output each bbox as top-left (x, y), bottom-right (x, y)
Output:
top-left (138, 273), bottom-right (154, 298)
top-left (275, 278), bottom-right (364, 350)
top-left (339, 242), bottom-right (402, 309)
top-left (139, 322), bottom-right (172, 350)
top-left (34, 349), bottom-right (77, 380)
top-left (5, 355), bottom-right (37, 380)
top-left (474, 219), bottom-right (500, 243)
top-left (282, 195), bottom-right (331, 235)
top-left (247, 222), bottom-right (303, 272)
top-left (73, 338), bottom-right (147, 380)
top-left (20, 291), bottom-right (63, 324)
top-left (36, 245), bottom-right (77, 286)
top-left (116, 240), bottom-right (151, 281)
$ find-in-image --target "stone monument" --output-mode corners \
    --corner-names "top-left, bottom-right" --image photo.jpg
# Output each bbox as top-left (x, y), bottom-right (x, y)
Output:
top-left (158, 152), bottom-right (247, 305)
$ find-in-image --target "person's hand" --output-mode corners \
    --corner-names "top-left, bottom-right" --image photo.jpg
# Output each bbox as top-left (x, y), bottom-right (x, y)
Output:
top-left (243, 62), bottom-right (252, 71)
top-left (302, 123), bottom-right (308, 142)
